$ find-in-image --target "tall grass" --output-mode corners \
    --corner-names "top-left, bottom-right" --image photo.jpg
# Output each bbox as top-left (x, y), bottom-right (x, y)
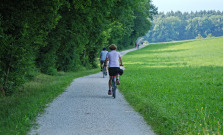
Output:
top-left (119, 37), bottom-right (223, 134)
top-left (0, 69), bottom-right (99, 135)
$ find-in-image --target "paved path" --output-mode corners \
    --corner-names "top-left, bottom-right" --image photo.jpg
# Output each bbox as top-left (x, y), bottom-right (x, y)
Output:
top-left (29, 45), bottom-right (155, 135)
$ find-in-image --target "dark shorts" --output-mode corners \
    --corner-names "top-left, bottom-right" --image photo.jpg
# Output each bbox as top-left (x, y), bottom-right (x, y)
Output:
top-left (109, 67), bottom-right (123, 76)
top-left (100, 60), bottom-right (105, 65)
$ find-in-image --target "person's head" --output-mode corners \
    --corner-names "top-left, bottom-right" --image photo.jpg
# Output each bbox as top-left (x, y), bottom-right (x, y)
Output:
top-left (109, 44), bottom-right (117, 50)
top-left (103, 48), bottom-right (106, 51)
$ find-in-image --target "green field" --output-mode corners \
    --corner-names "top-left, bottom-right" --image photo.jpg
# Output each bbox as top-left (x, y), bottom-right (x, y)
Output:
top-left (119, 37), bottom-right (223, 134)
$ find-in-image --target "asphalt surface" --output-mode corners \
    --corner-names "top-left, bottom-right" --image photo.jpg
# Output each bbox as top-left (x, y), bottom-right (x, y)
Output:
top-left (29, 45), bottom-right (155, 135)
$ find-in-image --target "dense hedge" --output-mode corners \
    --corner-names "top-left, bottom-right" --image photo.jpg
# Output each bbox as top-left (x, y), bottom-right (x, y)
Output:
top-left (0, 0), bottom-right (157, 96)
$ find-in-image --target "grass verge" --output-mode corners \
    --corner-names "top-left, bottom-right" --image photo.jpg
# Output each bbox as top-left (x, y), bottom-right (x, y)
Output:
top-left (0, 69), bottom-right (99, 135)
top-left (119, 37), bottom-right (223, 134)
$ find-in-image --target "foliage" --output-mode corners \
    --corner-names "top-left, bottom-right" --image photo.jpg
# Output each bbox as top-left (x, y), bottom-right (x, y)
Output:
top-left (196, 34), bottom-right (204, 39)
top-left (119, 37), bottom-right (223, 134)
top-left (0, 0), bottom-right (63, 96)
top-left (0, 0), bottom-right (156, 96)
top-left (206, 33), bottom-right (215, 38)
top-left (145, 10), bottom-right (223, 43)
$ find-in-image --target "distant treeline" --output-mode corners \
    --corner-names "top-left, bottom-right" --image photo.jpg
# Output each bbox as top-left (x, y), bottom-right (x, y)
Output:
top-left (0, 0), bottom-right (157, 96)
top-left (144, 10), bottom-right (223, 42)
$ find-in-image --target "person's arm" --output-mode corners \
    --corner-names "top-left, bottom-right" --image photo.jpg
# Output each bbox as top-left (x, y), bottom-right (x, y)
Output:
top-left (104, 57), bottom-right (108, 67)
top-left (119, 57), bottom-right (123, 66)
top-left (104, 53), bottom-right (109, 66)
top-left (99, 52), bottom-right (102, 61)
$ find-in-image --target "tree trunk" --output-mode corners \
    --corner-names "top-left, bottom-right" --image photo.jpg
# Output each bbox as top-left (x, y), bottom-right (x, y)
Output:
top-left (0, 86), bottom-right (5, 96)
top-left (2, 61), bottom-right (11, 96)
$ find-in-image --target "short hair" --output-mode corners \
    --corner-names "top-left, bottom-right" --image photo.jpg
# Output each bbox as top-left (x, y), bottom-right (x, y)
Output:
top-left (103, 48), bottom-right (106, 50)
top-left (109, 44), bottom-right (117, 50)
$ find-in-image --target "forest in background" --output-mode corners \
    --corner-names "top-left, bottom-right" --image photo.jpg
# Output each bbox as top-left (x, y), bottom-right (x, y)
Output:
top-left (0, 0), bottom-right (157, 96)
top-left (144, 10), bottom-right (223, 43)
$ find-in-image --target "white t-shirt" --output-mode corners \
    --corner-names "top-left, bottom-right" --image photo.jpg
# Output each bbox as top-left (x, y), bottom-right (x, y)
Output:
top-left (100, 50), bottom-right (108, 61)
top-left (106, 50), bottom-right (121, 67)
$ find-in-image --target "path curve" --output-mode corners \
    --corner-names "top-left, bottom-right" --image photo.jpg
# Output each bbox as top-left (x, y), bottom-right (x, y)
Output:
top-left (29, 45), bottom-right (155, 135)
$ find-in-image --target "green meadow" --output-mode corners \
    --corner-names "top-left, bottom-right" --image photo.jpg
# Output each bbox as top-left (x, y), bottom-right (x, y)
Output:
top-left (119, 37), bottom-right (223, 134)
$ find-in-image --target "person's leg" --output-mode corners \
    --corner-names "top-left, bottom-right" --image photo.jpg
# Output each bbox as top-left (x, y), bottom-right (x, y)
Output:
top-left (109, 76), bottom-right (112, 89)
top-left (108, 67), bottom-right (113, 95)
top-left (108, 76), bottom-right (112, 95)
top-left (104, 61), bottom-right (107, 72)
top-left (116, 74), bottom-right (120, 85)
top-left (100, 61), bottom-right (102, 71)
top-left (116, 67), bottom-right (122, 85)
top-left (116, 74), bottom-right (119, 80)
top-left (106, 62), bottom-right (108, 72)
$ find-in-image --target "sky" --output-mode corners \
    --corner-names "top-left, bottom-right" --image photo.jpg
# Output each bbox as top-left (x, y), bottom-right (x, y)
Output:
top-left (152, 0), bottom-right (223, 13)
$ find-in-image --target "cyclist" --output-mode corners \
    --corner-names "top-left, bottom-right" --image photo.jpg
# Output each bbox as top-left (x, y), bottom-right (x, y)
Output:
top-left (135, 42), bottom-right (137, 48)
top-left (100, 48), bottom-right (108, 74)
top-left (104, 44), bottom-right (123, 95)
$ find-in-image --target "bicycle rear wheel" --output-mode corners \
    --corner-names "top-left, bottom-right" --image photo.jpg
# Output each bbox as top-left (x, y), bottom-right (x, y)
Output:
top-left (102, 67), bottom-right (106, 78)
top-left (112, 77), bottom-right (116, 98)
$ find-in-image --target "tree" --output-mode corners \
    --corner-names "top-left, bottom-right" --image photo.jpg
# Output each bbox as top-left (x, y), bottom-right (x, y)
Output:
top-left (206, 33), bottom-right (214, 38)
top-left (0, 0), bottom-right (156, 96)
top-left (145, 10), bottom-right (223, 43)
top-left (0, 0), bottom-right (63, 95)
top-left (195, 34), bottom-right (204, 39)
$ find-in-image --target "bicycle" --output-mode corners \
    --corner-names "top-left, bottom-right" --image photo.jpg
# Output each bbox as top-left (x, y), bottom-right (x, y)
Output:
top-left (111, 65), bottom-right (123, 98)
top-left (102, 66), bottom-right (107, 78)
top-left (102, 61), bottom-right (108, 78)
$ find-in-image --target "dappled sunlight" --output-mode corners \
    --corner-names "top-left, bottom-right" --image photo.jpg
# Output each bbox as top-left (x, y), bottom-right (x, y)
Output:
top-left (124, 61), bottom-right (145, 65)
top-left (126, 58), bottom-right (223, 68)
top-left (148, 49), bottom-right (188, 54)
top-left (145, 64), bottom-right (187, 68)
top-left (124, 38), bottom-right (223, 68)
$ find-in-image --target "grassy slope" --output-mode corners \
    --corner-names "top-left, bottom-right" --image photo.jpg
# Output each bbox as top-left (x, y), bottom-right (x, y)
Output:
top-left (0, 69), bottom-right (99, 135)
top-left (119, 37), bottom-right (223, 134)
